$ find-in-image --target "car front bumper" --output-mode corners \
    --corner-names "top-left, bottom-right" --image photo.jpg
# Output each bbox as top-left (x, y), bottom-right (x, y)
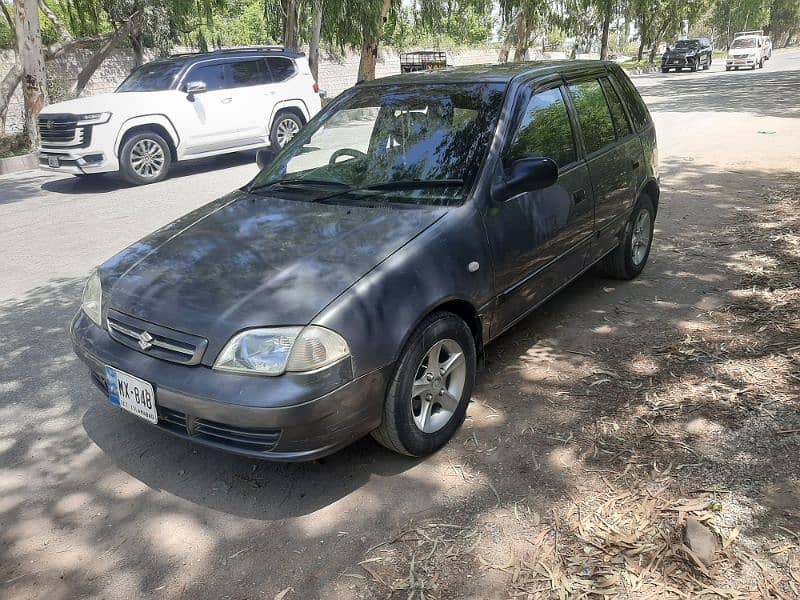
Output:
top-left (71, 311), bottom-right (388, 461)
top-left (726, 58), bottom-right (757, 67)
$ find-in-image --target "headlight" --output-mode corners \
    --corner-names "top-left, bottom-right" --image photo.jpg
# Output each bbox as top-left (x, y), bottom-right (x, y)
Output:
top-left (77, 112), bottom-right (112, 125)
top-left (81, 269), bottom-right (103, 327)
top-left (214, 326), bottom-right (350, 376)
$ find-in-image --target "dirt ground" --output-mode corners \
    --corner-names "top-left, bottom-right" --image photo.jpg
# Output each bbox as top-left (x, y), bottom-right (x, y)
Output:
top-left (1, 51), bottom-right (799, 600)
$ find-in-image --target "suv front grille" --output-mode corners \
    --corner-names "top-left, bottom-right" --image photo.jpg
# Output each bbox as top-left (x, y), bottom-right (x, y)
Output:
top-left (106, 309), bottom-right (208, 365)
top-left (157, 406), bottom-right (282, 453)
top-left (39, 114), bottom-right (90, 148)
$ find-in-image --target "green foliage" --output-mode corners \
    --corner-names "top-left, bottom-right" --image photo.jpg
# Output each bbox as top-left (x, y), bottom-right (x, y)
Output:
top-left (709, 0), bottom-right (771, 47)
top-left (769, 0), bottom-right (800, 45)
top-left (0, 132), bottom-right (31, 158)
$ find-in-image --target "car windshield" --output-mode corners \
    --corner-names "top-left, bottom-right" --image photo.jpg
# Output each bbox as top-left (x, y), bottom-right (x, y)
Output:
top-left (674, 40), bottom-right (699, 49)
top-left (116, 61), bottom-right (184, 92)
top-left (249, 82), bottom-right (507, 206)
top-left (731, 38), bottom-right (757, 49)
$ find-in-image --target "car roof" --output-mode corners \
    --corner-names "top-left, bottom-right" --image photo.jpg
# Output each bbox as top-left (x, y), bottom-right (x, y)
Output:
top-left (363, 60), bottom-right (614, 87)
top-left (166, 47), bottom-right (303, 66)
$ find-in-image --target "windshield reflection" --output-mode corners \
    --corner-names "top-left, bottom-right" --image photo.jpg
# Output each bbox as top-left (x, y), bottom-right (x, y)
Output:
top-left (250, 83), bottom-right (507, 205)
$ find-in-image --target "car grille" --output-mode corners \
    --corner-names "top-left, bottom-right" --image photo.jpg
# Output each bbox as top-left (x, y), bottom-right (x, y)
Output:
top-left (158, 406), bottom-right (282, 453)
top-left (39, 114), bottom-right (90, 148)
top-left (734, 54), bottom-right (750, 59)
top-left (106, 309), bottom-right (208, 365)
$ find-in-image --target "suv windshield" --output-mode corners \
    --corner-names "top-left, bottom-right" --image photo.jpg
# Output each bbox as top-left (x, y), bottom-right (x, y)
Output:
top-left (250, 82), bottom-right (506, 205)
top-left (731, 38), bottom-right (758, 49)
top-left (116, 61), bottom-right (184, 92)
top-left (674, 40), bottom-right (699, 49)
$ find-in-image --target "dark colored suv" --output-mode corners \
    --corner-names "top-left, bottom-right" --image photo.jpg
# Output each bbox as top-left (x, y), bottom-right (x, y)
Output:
top-left (661, 38), bottom-right (713, 72)
top-left (71, 61), bottom-right (659, 461)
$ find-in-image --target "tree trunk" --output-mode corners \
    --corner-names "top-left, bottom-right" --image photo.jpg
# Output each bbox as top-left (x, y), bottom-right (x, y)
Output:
top-left (498, 11), bottom-right (521, 63)
top-left (131, 33), bottom-right (144, 67)
top-left (513, 12), bottom-right (530, 61)
top-left (14, 0), bottom-right (47, 147)
top-left (71, 16), bottom-right (139, 96)
top-left (309, 0), bottom-right (322, 81)
top-left (599, 0), bottom-right (613, 60)
top-left (357, 0), bottom-right (391, 82)
top-left (283, 0), bottom-right (300, 50)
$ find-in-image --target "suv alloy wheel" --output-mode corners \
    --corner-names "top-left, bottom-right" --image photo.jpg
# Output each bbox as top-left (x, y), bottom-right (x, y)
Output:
top-left (270, 112), bottom-right (303, 149)
top-left (119, 132), bottom-right (172, 185)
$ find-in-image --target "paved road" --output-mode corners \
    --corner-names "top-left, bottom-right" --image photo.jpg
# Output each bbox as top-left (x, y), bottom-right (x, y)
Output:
top-left (1, 50), bottom-right (799, 599)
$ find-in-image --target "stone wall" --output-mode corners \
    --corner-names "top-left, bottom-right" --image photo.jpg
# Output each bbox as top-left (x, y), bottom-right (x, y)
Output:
top-left (1, 46), bottom-right (501, 134)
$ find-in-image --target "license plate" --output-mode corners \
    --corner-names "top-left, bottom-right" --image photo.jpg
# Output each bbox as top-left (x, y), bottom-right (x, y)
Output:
top-left (47, 156), bottom-right (60, 168)
top-left (105, 366), bottom-right (158, 424)
top-left (670, 60), bottom-right (678, 64)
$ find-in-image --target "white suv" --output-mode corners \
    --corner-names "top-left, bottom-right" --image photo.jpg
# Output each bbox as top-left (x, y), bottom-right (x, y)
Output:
top-left (38, 47), bottom-right (322, 185)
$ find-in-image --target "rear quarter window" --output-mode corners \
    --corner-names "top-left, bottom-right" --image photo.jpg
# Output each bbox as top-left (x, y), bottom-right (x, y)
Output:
top-left (267, 57), bottom-right (296, 82)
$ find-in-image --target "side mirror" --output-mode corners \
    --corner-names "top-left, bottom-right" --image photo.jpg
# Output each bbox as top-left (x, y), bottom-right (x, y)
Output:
top-left (185, 80), bottom-right (207, 101)
top-left (492, 157), bottom-right (559, 202)
top-left (256, 149), bottom-right (276, 170)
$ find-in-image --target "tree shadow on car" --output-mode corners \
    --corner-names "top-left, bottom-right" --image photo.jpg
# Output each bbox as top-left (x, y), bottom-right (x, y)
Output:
top-left (39, 151), bottom-right (260, 195)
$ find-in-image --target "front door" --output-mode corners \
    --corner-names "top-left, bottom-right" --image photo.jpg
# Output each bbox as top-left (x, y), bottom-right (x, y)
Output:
top-left (181, 61), bottom-right (255, 155)
top-left (483, 82), bottom-right (595, 336)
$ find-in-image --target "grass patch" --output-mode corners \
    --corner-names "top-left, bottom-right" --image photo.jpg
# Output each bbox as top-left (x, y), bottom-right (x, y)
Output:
top-left (0, 133), bottom-right (31, 159)
top-left (620, 59), bottom-right (659, 70)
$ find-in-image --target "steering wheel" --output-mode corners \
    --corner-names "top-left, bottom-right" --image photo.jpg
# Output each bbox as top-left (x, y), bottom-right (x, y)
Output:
top-left (329, 148), bottom-right (366, 164)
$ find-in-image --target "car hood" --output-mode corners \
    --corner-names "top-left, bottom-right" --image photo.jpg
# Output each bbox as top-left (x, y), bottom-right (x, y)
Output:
top-left (101, 191), bottom-right (446, 353)
top-left (40, 91), bottom-right (175, 116)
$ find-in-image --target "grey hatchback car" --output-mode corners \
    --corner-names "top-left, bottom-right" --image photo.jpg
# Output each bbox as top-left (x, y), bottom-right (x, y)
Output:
top-left (71, 61), bottom-right (659, 461)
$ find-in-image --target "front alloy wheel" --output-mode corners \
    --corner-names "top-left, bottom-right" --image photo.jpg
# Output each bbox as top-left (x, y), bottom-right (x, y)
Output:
top-left (372, 312), bottom-right (476, 456)
top-left (269, 112), bottom-right (303, 149)
top-left (120, 131), bottom-right (171, 185)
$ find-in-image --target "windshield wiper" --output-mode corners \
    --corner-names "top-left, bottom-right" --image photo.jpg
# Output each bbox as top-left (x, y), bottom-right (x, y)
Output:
top-left (248, 178), bottom-right (348, 194)
top-left (315, 179), bottom-right (465, 202)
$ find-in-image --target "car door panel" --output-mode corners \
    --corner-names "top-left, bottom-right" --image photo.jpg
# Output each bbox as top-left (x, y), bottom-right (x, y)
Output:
top-left (483, 83), bottom-right (594, 336)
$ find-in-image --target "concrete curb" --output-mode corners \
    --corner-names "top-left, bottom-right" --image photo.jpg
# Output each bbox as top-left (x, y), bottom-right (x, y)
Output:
top-left (0, 151), bottom-right (38, 175)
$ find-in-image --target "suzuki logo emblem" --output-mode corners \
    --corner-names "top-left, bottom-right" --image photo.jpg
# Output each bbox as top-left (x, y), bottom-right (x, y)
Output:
top-left (137, 331), bottom-right (154, 350)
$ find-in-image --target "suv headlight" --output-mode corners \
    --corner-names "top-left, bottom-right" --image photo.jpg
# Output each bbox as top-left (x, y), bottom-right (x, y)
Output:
top-left (81, 269), bottom-right (103, 326)
top-left (214, 326), bottom-right (350, 376)
top-left (77, 112), bottom-right (112, 125)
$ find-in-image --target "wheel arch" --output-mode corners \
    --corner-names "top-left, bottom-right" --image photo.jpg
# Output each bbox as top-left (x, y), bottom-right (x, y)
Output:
top-left (269, 100), bottom-right (310, 128)
top-left (641, 178), bottom-right (660, 216)
top-left (115, 116), bottom-right (180, 162)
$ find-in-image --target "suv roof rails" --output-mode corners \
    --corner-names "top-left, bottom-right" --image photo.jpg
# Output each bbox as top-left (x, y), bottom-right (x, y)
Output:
top-left (170, 46), bottom-right (305, 59)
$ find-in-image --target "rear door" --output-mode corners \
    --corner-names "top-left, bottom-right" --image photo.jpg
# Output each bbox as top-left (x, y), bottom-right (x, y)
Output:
top-left (483, 79), bottom-right (594, 334)
top-left (565, 76), bottom-right (641, 260)
top-left (225, 58), bottom-right (274, 146)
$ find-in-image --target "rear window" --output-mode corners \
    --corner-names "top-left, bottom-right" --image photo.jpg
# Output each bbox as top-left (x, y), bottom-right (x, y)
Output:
top-left (228, 59), bottom-right (270, 87)
top-left (599, 77), bottom-right (631, 138)
top-left (568, 80), bottom-right (616, 155)
top-left (609, 71), bottom-right (650, 132)
top-left (267, 57), bottom-right (296, 82)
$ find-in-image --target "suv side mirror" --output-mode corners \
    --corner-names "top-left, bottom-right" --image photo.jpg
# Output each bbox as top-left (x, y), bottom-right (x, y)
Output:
top-left (492, 157), bottom-right (559, 202)
top-left (186, 80), bottom-right (207, 101)
top-left (256, 149), bottom-right (276, 170)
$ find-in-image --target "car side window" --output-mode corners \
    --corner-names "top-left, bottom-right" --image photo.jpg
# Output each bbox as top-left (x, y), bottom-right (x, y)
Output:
top-left (505, 87), bottom-right (577, 168)
top-left (567, 79), bottom-right (616, 155)
top-left (189, 63), bottom-right (227, 91)
top-left (228, 59), bottom-right (270, 88)
top-left (266, 57), bottom-right (296, 82)
top-left (608, 73), bottom-right (649, 132)
top-left (599, 77), bottom-right (631, 138)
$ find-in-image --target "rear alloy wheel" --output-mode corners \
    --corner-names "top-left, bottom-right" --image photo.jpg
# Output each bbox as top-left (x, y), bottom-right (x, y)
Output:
top-left (599, 195), bottom-right (655, 280)
top-left (119, 132), bottom-right (171, 185)
top-left (691, 58), bottom-right (699, 72)
top-left (371, 312), bottom-right (475, 457)
top-left (269, 112), bottom-right (303, 149)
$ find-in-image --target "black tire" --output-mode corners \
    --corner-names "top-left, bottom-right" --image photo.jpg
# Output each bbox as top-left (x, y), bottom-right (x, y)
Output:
top-left (599, 195), bottom-right (655, 280)
top-left (371, 312), bottom-right (476, 457)
top-left (269, 111), bottom-right (303, 149)
top-left (759, 58), bottom-right (764, 69)
top-left (703, 56), bottom-right (710, 70)
top-left (119, 131), bottom-right (171, 185)
top-left (691, 59), bottom-right (699, 72)
top-left (661, 68), bottom-right (669, 73)
top-left (726, 66), bottom-right (731, 71)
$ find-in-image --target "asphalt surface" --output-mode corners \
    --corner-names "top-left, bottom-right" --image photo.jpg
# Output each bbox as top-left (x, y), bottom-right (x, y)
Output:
top-left (1, 49), bottom-right (799, 599)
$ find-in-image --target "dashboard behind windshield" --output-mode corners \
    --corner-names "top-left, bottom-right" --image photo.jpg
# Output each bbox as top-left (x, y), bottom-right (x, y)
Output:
top-left (250, 82), bottom-right (507, 205)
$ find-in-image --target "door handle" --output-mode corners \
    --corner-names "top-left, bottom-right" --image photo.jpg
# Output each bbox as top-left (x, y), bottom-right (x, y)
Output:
top-left (221, 97), bottom-right (233, 104)
top-left (573, 189), bottom-right (587, 204)
top-left (631, 159), bottom-right (641, 170)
